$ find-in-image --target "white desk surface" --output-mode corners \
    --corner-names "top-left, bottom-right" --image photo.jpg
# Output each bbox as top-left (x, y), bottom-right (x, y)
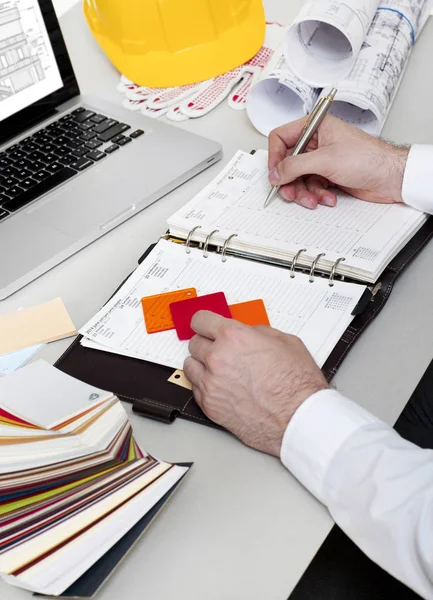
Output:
top-left (1, 2), bottom-right (433, 599)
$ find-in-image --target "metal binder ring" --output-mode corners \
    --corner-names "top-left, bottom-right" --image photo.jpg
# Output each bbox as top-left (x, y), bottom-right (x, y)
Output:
top-left (329, 257), bottom-right (346, 287)
top-left (203, 229), bottom-right (219, 258)
top-left (290, 248), bottom-right (307, 278)
top-left (185, 225), bottom-right (202, 254)
top-left (221, 234), bottom-right (238, 262)
top-left (309, 253), bottom-right (326, 282)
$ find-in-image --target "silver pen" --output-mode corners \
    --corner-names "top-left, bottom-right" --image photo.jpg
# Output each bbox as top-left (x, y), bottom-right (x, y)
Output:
top-left (264, 88), bottom-right (338, 208)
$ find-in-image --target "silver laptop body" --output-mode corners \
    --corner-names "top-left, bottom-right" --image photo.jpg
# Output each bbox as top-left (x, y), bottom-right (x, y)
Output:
top-left (0, 2), bottom-right (222, 300)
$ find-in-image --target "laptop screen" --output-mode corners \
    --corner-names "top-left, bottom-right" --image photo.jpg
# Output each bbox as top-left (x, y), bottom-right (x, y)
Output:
top-left (0, 0), bottom-right (79, 145)
top-left (0, 1), bottom-right (63, 121)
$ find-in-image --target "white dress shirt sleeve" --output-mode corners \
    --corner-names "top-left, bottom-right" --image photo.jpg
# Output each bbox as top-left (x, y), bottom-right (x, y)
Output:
top-left (402, 144), bottom-right (433, 213)
top-left (281, 389), bottom-right (433, 599)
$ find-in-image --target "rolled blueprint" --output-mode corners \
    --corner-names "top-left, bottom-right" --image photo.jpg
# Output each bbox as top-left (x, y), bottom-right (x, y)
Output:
top-left (246, 48), bottom-right (320, 136)
top-left (284, 0), bottom-right (379, 87)
top-left (320, 0), bottom-right (431, 135)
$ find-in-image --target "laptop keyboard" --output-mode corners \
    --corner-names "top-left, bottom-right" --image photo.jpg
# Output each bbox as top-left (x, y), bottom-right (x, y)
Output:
top-left (0, 107), bottom-right (144, 221)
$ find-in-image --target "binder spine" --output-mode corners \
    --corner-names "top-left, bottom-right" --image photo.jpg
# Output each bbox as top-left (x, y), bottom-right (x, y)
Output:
top-left (180, 227), bottom-right (347, 286)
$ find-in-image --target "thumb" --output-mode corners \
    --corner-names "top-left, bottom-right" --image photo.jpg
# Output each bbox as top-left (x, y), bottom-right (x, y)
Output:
top-left (269, 149), bottom-right (331, 185)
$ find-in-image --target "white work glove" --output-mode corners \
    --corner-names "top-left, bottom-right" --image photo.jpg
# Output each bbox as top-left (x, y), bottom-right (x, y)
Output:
top-left (117, 22), bottom-right (286, 121)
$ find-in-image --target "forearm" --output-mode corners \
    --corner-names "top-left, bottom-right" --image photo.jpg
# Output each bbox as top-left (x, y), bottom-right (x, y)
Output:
top-left (281, 390), bottom-right (433, 599)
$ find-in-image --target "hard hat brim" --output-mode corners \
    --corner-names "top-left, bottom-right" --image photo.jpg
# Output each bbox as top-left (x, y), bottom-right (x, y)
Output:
top-left (84, 2), bottom-right (266, 88)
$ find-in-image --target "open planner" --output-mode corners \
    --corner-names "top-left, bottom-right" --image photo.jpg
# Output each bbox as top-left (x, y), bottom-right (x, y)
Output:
top-left (166, 150), bottom-right (427, 284)
top-left (55, 150), bottom-right (433, 429)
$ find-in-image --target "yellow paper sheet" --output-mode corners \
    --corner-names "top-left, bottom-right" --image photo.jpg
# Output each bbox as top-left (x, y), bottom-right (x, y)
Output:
top-left (0, 299), bottom-right (76, 356)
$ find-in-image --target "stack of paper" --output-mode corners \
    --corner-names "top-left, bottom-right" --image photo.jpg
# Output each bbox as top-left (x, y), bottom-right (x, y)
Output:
top-left (0, 361), bottom-right (189, 597)
top-left (0, 298), bottom-right (77, 378)
top-left (0, 298), bottom-right (76, 356)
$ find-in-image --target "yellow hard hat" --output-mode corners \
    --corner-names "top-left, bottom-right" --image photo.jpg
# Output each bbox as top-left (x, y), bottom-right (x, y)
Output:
top-left (84, 0), bottom-right (266, 88)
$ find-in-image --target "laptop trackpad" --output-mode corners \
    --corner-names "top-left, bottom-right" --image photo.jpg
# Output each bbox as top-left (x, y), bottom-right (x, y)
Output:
top-left (26, 168), bottom-right (137, 238)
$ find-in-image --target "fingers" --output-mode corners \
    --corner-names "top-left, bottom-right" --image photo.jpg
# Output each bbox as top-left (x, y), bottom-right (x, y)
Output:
top-left (279, 182), bottom-right (297, 201)
top-left (305, 176), bottom-right (337, 207)
top-left (190, 311), bottom-right (229, 341)
top-left (188, 334), bottom-right (213, 363)
top-left (268, 118), bottom-right (308, 171)
top-left (270, 148), bottom-right (331, 186)
top-left (278, 176), bottom-right (337, 210)
top-left (268, 128), bottom-right (291, 172)
top-left (268, 114), bottom-right (349, 176)
top-left (183, 355), bottom-right (205, 388)
top-left (280, 178), bottom-right (318, 209)
top-left (183, 356), bottom-right (207, 415)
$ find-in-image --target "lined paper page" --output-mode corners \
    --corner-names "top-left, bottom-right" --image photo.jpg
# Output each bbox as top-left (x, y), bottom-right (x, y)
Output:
top-left (80, 240), bottom-right (365, 369)
top-left (167, 150), bottom-right (426, 281)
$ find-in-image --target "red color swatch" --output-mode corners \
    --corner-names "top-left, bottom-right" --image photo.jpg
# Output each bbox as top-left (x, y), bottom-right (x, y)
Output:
top-left (170, 292), bottom-right (231, 340)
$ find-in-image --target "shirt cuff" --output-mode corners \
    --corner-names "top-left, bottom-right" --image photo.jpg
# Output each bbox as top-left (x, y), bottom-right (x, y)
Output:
top-left (280, 389), bottom-right (382, 504)
top-left (402, 144), bottom-right (433, 214)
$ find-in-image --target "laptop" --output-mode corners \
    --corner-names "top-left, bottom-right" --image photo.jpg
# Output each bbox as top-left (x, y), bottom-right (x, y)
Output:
top-left (0, 0), bottom-right (222, 300)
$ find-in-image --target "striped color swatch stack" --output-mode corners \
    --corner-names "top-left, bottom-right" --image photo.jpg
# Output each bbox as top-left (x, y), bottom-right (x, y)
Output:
top-left (0, 360), bottom-right (189, 596)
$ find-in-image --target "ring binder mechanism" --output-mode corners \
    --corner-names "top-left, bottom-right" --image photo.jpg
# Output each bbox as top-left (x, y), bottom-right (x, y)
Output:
top-left (222, 233), bottom-right (238, 262)
top-left (182, 228), bottom-right (350, 284)
top-left (290, 248), bottom-right (307, 278)
top-left (329, 257), bottom-right (346, 287)
top-left (309, 253), bottom-right (326, 283)
top-left (186, 225), bottom-right (202, 254)
top-left (203, 229), bottom-right (219, 257)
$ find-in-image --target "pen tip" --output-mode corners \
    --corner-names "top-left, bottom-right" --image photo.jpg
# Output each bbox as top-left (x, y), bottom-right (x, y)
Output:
top-left (264, 185), bottom-right (279, 207)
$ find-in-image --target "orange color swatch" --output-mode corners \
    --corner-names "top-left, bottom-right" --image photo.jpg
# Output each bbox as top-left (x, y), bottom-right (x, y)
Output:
top-left (141, 288), bottom-right (197, 334)
top-left (229, 299), bottom-right (270, 326)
